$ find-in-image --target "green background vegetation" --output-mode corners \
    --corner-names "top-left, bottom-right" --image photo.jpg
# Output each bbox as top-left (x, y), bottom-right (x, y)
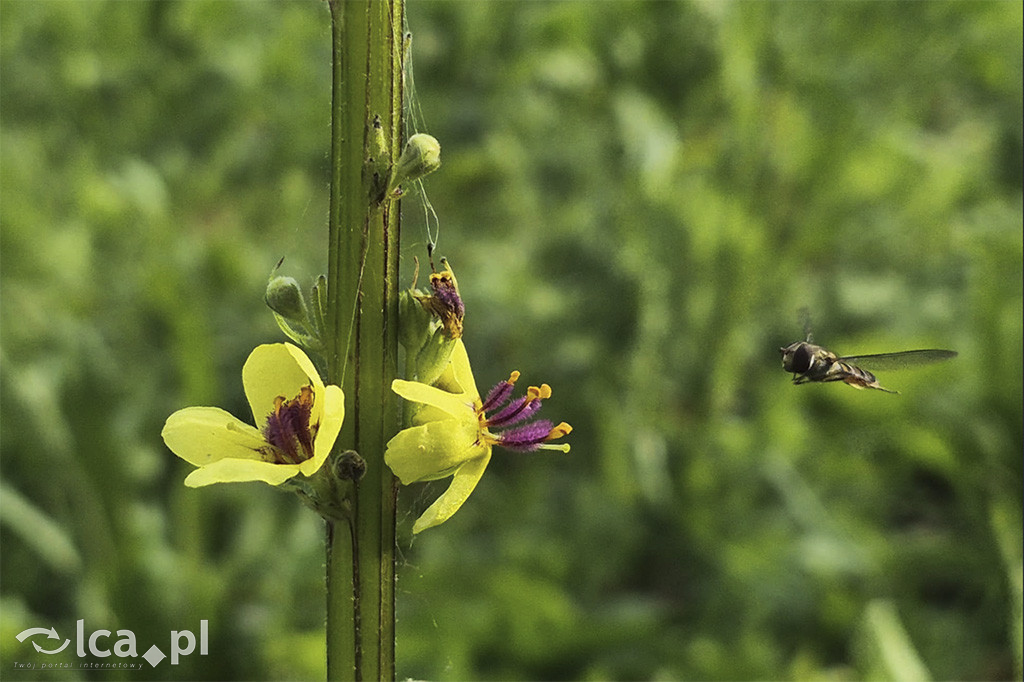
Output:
top-left (1, 1), bottom-right (1021, 680)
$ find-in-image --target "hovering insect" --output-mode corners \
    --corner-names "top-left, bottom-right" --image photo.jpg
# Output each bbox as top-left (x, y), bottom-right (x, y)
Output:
top-left (780, 315), bottom-right (957, 394)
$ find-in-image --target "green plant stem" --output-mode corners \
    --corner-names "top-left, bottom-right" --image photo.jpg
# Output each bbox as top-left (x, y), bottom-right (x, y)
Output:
top-left (324, 1), bottom-right (403, 680)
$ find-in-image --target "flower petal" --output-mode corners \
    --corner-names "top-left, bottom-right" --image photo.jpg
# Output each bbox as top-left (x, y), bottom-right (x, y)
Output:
top-left (162, 406), bottom-right (266, 467)
top-left (283, 342), bottom-right (328, 428)
top-left (432, 339), bottom-right (478, 398)
top-left (384, 418), bottom-right (484, 484)
top-left (392, 379), bottom-right (474, 421)
top-left (449, 340), bottom-right (477, 395)
top-left (242, 343), bottom-right (324, 426)
top-left (411, 452), bottom-right (491, 533)
top-left (391, 376), bottom-right (475, 419)
top-left (184, 457), bottom-right (301, 487)
top-left (299, 384), bottom-right (345, 477)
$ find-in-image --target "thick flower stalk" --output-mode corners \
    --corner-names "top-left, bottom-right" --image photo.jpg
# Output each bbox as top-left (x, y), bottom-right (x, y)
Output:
top-left (386, 339), bottom-right (571, 533)
top-left (162, 343), bottom-right (344, 487)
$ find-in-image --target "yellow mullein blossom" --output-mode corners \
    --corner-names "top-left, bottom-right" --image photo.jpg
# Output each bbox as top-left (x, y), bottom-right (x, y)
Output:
top-left (162, 343), bottom-right (343, 487)
top-left (386, 339), bottom-right (571, 533)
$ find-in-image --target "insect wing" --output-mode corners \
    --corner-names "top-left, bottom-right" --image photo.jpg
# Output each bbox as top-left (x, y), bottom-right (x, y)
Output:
top-left (836, 349), bottom-right (957, 371)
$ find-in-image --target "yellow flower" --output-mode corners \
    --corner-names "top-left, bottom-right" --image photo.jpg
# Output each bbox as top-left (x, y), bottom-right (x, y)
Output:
top-left (162, 343), bottom-right (344, 487)
top-left (386, 339), bottom-right (571, 533)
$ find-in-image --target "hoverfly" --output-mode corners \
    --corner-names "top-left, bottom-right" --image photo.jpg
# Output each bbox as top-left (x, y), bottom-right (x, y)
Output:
top-left (780, 313), bottom-right (957, 394)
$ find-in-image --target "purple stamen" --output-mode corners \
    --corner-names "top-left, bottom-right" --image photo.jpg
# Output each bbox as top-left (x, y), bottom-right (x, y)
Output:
top-left (485, 395), bottom-right (544, 428)
top-left (496, 420), bottom-right (555, 451)
top-left (262, 387), bottom-right (315, 464)
top-left (481, 379), bottom-right (516, 414)
top-left (432, 283), bottom-right (465, 319)
top-left (429, 268), bottom-right (465, 321)
top-left (476, 371), bottom-right (569, 455)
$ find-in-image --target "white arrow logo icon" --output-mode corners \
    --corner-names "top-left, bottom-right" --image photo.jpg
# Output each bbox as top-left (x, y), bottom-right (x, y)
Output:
top-left (16, 627), bottom-right (70, 654)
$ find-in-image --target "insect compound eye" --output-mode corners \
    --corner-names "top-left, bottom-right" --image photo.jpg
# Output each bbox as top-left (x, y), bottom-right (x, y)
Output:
top-left (791, 345), bottom-right (813, 373)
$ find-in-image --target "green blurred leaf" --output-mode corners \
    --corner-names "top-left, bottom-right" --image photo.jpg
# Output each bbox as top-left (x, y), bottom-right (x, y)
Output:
top-left (856, 600), bottom-right (933, 682)
top-left (0, 482), bottom-right (81, 575)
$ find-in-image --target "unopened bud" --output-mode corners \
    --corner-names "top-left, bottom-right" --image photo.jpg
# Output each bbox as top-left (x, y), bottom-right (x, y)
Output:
top-left (266, 273), bottom-right (322, 351)
top-left (333, 450), bottom-right (366, 482)
top-left (414, 327), bottom-right (457, 388)
top-left (389, 134), bottom-right (441, 195)
top-left (265, 276), bottom-right (306, 321)
top-left (399, 288), bottom-right (432, 352)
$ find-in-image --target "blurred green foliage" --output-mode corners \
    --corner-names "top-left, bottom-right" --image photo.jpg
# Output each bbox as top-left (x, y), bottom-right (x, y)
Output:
top-left (1, 1), bottom-right (1021, 681)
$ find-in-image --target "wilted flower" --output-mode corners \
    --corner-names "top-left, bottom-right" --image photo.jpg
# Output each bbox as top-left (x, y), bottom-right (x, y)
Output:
top-left (412, 257), bottom-right (465, 340)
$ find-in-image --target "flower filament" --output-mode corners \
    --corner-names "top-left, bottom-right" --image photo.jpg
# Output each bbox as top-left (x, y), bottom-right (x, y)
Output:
top-left (477, 371), bottom-right (572, 452)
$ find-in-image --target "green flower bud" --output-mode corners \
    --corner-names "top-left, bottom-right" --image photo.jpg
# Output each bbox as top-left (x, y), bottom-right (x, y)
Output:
top-left (266, 274), bottom-right (322, 352)
top-left (414, 327), bottom-right (457, 388)
top-left (333, 450), bottom-right (366, 482)
top-left (399, 288), bottom-right (432, 353)
top-left (388, 133), bottom-right (441, 197)
top-left (265, 275), bottom-right (307, 321)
